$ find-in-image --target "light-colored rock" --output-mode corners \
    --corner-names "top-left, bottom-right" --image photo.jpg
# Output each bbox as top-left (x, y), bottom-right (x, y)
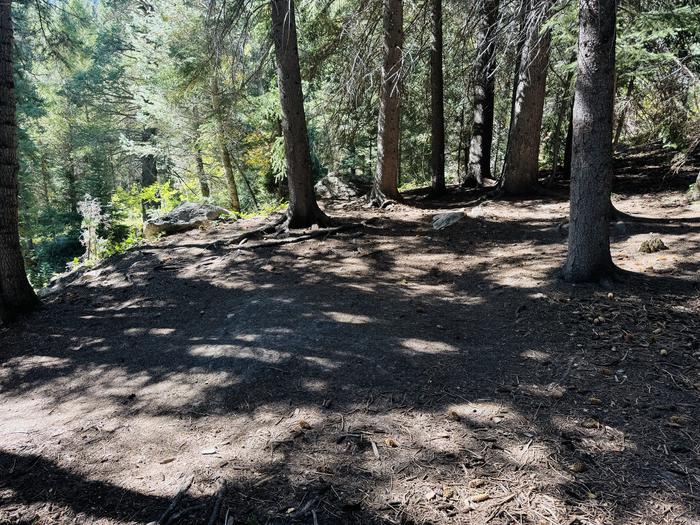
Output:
top-left (467, 204), bottom-right (487, 219)
top-left (143, 202), bottom-right (231, 239)
top-left (432, 211), bottom-right (464, 230)
top-left (314, 173), bottom-right (360, 200)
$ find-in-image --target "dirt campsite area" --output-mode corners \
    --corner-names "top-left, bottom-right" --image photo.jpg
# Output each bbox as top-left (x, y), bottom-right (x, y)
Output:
top-left (2, 150), bottom-right (700, 525)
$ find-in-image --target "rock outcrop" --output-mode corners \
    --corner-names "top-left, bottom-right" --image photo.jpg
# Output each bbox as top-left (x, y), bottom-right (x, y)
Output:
top-left (144, 202), bottom-right (231, 238)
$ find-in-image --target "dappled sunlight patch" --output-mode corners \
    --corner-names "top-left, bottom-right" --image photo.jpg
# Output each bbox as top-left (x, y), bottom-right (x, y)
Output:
top-left (448, 401), bottom-right (521, 427)
top-left (520, 349), bottom-right (552, 363)
top-left (518, 382), bottom-right (567, 399)
top-left (323, 311), bottom-right (372, 324)
top-left (148, 327), bottom-right (176, 336)
top-left (299, 379), bottom-right (328, 393)
top-left (301, 356), bottom-right (339, 370)
top-left (232, 333), bottom-right (258, 343)
top-left (124, 327), bottom-right (147, 336)
top-left (502, 439), bottom-right (551, 468)
top-left (400, 337), bottom-right (457, 354)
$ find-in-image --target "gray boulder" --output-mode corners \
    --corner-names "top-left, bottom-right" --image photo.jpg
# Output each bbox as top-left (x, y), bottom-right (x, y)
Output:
top-left (432, 211), bottom-right (465, 230)
top-left (144, 202), bottom-right (231, 238)
top-left (314, 172), bottom-right (361, 200)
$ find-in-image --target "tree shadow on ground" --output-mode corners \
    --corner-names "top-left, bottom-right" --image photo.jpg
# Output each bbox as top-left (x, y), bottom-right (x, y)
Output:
top-left (1, 203), bottom-right (699, 524)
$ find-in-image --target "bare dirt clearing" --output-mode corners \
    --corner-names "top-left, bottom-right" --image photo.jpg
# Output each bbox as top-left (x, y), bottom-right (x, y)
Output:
top-left (2, 161), bottom-right (700, 524)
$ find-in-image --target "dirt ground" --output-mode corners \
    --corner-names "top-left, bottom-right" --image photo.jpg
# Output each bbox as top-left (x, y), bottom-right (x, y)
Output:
top-left (1, 149), bottom-right (700, 524)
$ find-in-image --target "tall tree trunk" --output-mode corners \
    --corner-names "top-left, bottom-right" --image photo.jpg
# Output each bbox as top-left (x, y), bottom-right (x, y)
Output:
top-left (549, 71), bottom-right (574, 182)
top-left (140, 127), bottom-right (158, 220)
top-left (192, 107), bottom-right (210, 198)
top-left (40, 150), bottom-right (51, 206)
top-left (466, 0), bottom-right (499, 186)
top-left (501, 1), bottom-right (551, 195)
top-left (271, 0), bottom-right (329, 227)
top-left (563, 97), bottom-right (574, 178)
top-left (0, 1), bottom-right (39, 322)
top-left (195, 147), bottom-right (210, 199)
top-left (66, 160), bottom-right (78, 215)
top-left (613, 76), bottom-right (634, 149)
top-left (563, 0), bottom-right (617, 282)
top-left (429, 0), bottom-right (445, 194)
top-left (371, 0), bottom-right (403, 204)
top-left (210, 75), bottom-right (240, 213)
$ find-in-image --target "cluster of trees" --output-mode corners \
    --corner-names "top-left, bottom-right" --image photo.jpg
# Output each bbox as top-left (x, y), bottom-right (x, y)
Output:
top-left (1, 0), bottom-right (698, 322)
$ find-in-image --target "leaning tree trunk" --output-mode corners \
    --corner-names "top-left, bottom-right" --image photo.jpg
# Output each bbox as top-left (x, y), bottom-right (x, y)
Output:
top-left (210, 75), bottom-right (240, 213)
top-left (501, 1), bottom-right (551, 195)
top-left (563, 0), bottom-right (618, 282)
top-left (271, 0), bottom-right (329, 228)
top-left (0, 1), bottom-right (39, 322)
top-left (429, 0), bottom-right (445, 195)
top-left (371, 0), bottom-right (404, 204)
top-left (465, 0), bottom-right (499, 186)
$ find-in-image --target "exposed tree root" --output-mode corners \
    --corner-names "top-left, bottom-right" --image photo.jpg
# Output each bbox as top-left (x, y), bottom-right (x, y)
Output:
top-left (236, 223), bottom-right (364, 251)
top-left (367, 185), bottom-right (402, 208)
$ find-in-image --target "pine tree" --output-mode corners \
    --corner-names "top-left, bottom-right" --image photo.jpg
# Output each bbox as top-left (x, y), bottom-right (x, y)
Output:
top-left (0, 1), bottom-right (40, 322)
top-left (563, 0), bottom-right (618, 282)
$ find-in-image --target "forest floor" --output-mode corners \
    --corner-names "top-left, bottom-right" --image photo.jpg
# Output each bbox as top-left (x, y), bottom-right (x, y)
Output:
top-left (2, 147), bottom-right (700, 525)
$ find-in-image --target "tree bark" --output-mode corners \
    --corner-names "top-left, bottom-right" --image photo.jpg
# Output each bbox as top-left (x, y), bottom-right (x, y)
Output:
top-left (0, 1), bottom-right (39, 322)
top-left (371, 0), bottom-right (403, 204)
top-left (501, 0), bottom-right (551, 195)
top-left (270, 0), bottom-right (329, 227)
top-left (192, 107), bottom-right (210, 198)
top-left (465, 0), bottom-right (499, 186)
top-left (429, 0), bottom-right (445, 194)
top-left (210, 75), bottom-right (240, 213)
top-left (549, 71), bottom-right (574, 181)
top-left (140, 127), bottom-right (158, 219)
top-left (195, 147), bottom-right (210, 198)
top-left (563, 97), bottom-right (574, 178)
top-left (563, 0), bottom-right (618, 282)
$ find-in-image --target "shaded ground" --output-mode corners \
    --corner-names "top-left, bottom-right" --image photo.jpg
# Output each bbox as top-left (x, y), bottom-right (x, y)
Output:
top-left (1, 156), bottom-right (700, 524)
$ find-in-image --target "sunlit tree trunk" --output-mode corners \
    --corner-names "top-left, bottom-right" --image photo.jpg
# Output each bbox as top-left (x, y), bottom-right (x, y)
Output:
top-left (501, 0), bottom-right (551, 195)
top-left (371, 0), bottom-right (403, 204)
top-left (210, 75), bottom-right (240, 213)
top-left (0, 1), bottom-right (39, 322)
top-left (429, 0), bottom-right (445, 194)
top-left (563, 0), bottom-right (618, 282)
top-left (271, 0), bottom-right (329, 227)
top-left (465, 0), bottom-right (499, 186)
